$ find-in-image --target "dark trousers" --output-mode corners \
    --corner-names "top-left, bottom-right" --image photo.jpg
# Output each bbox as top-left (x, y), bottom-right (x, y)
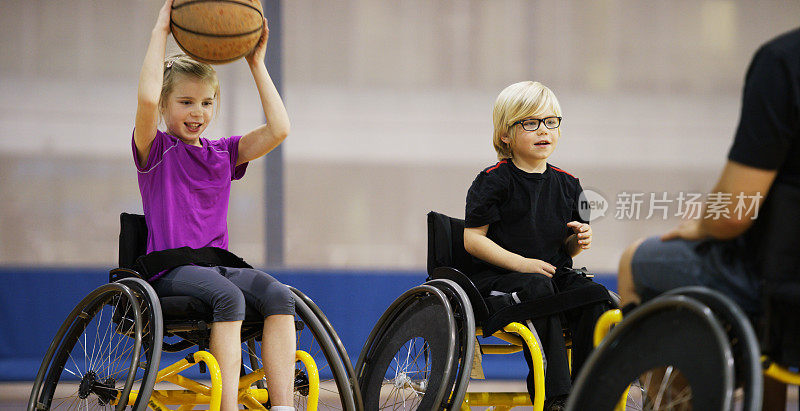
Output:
top-left (481, 270), bottom-right (609, 400)
top-left (151, 265), bottom-right (295, 322)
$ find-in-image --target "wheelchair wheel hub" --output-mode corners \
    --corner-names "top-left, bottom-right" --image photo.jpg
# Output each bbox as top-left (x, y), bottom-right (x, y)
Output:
top-left (294, 369), bottom-right (310, 396)
top-left (78, 371), bottom-right (118, 405)
top-left (393, 372), bottom-right (426, 392)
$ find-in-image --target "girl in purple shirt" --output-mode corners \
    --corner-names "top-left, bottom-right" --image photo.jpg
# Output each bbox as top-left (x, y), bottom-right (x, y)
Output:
top-left (134, 1), bottom-right (294, 409)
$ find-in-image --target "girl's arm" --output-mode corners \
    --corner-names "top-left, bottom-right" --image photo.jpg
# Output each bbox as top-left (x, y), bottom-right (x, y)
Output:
top-left (134, 0), bottom-right (172, 168)
top-left (464, 225), bottom-right (557, 278)
top-left (237, 19), bottom-right (291, 166)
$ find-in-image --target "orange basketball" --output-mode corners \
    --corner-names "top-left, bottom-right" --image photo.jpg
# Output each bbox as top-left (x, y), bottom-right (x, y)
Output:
top-left (170, 0), bottom-right (264, 64)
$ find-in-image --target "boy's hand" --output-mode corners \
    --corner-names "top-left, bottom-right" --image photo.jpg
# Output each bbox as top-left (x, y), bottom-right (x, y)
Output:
top-left (154, 0), bottom-right (173, 34)
top-left (567, 221), bottom-right (592, 250)
top-left (517, 258), bottom-right (557, 278)
top-left (245, 18), bottom-right (269, 66)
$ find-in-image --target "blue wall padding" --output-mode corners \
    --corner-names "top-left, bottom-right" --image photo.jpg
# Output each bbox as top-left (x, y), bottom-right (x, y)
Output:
top-left (0, 267), bottom-right (616, 381)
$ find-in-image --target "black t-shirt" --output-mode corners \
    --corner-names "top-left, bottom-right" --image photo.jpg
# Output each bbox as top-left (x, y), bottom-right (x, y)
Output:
top-left (728, 28), bottom-right (800, 281)
top-left (465, 160), bottom-right (587, 283)
top-left (728, 28), bottom-right (800, 185)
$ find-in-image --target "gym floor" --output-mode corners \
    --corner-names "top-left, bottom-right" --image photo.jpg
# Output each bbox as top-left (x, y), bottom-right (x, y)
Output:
top-left (5, 380), bottom-right (798, 410)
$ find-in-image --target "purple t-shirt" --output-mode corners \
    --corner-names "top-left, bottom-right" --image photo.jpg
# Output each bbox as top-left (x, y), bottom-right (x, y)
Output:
top-left (133, 129), bottom-right (248, 255)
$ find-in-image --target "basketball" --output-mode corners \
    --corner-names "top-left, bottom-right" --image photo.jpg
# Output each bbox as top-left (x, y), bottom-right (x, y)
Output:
top-left (170, 0), bottom-right (264, 64)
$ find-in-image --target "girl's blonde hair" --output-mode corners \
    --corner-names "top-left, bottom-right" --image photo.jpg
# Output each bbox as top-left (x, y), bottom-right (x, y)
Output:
top-left (492, 81), bottom-right (562, 159)
top-left (159, 54), bottom-right (221, 116)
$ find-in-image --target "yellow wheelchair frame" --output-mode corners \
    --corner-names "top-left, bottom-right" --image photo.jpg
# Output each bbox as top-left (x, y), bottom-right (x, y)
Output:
top-left (356, 277), bottom-right (617, 411)
top-left (28, 276), bottom-right (358, 411)
top-left (457, 323), bottom-right (546, 411)
top-left (118, 350), bottom-right (319, 411)
top-left (29, 213), bottom-right (360, 411)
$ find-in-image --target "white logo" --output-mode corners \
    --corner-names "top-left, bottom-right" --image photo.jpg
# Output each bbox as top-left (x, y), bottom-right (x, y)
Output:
top-left (578, 189), bottom-right (608, 222)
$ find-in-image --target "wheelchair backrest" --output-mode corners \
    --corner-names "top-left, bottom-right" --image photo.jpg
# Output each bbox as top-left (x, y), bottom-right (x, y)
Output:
top-left (752, 182), bottom-right (800, 366)
top-left (119, 213), bottom-right (148, 269)
top-left (427, 211), bottom-right (482, 277)
top-left (427, 211), bottom-right (491, 321)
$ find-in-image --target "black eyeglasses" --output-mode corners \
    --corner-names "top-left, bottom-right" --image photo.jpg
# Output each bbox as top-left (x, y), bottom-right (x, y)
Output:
top-left (512, 116), bottom-right (562, 131)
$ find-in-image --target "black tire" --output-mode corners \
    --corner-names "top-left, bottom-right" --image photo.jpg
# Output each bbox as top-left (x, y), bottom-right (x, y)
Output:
top-left (290, 287), bottom-right (363, 410)
top-left (29, 283), bottom-right (145, 411)
top-left (241, 290), bottom-right (357, 410)
top-left (425, 279), bottom-right (475, 410)
top-left (664, 286), bottom-right (762, 411)
top-left (567, 295), bottom-right (735, 411)
top-left (115, 277), bottom-right (164, 409)
top-left (356, 285), bottom-right (457, 410)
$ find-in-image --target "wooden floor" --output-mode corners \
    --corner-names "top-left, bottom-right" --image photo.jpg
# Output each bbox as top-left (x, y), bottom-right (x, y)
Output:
top-left (6, 380), bottom-right (799, 410)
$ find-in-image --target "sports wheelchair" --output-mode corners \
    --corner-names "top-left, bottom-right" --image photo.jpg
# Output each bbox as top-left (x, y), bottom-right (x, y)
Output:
top-left (354, 212), bottom-right (617, 410)
top-left (28, 213), bottom-right (362, 410)
top-left (569, 286), bottom-right (762, 410)
top-left (567, 283), bottom-right (800, 410)
top-left (568, 182), bottom-right (800, 410)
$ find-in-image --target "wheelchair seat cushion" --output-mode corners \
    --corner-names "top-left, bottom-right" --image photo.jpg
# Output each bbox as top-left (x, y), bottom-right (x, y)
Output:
top-left (160, 295), bottom-right (263, 323)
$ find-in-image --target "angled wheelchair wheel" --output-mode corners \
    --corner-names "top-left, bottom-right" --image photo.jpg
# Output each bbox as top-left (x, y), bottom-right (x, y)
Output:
top-left (115, 277), bottom-right (163, 409)
top-left (241, 289), bottom-right (358, 410)
top-left (567, 295), bottom-right (735, 411)
top-left (29, 282), bottom-right (160, 410)
top-left (425, 278), bottom-right (475, 410)
top-left (290, 287), bottom-right (363, 410)
top-left (664, 286), bottom-right (762, 411)
top-left (356, 285), bottom-right (457, 410)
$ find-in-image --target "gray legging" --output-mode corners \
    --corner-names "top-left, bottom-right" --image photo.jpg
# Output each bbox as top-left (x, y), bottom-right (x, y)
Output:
top-left (151, 265), bottom-right (295, 322)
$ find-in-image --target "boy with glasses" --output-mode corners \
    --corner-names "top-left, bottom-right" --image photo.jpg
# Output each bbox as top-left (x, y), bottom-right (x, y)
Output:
top-left (464, 81), bottom-right (610, 410)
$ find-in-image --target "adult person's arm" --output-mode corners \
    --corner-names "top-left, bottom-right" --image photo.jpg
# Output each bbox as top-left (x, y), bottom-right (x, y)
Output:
top-left (662, 161), bottom-right (776, 241)
top-left (663, 39), bottom-right (797, 242)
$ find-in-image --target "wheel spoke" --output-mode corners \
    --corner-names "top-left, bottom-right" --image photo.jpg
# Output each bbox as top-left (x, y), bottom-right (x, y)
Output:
top-left (66, 351), bottom-right (85, 379)
top-left (88, 305), bottom-right (106, 372)
top-left (32, 285), bottom-right (156, 410)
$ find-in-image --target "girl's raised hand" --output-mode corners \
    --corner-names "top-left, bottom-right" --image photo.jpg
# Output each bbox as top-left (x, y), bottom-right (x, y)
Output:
top-left (245, 18), bottom-right (269, 66)
top-left (154, 0), bottom-right (174, 33)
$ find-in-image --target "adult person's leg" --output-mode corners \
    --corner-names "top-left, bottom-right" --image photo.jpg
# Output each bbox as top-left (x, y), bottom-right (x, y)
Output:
top-left (619, 236), bottom-right (760, 315)
top-left (618, 238), bottom-right (646, 305)
top-left (619, 236), bottom-right (772, 407)
top-left (152, 265), bottom-right (247, 410)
